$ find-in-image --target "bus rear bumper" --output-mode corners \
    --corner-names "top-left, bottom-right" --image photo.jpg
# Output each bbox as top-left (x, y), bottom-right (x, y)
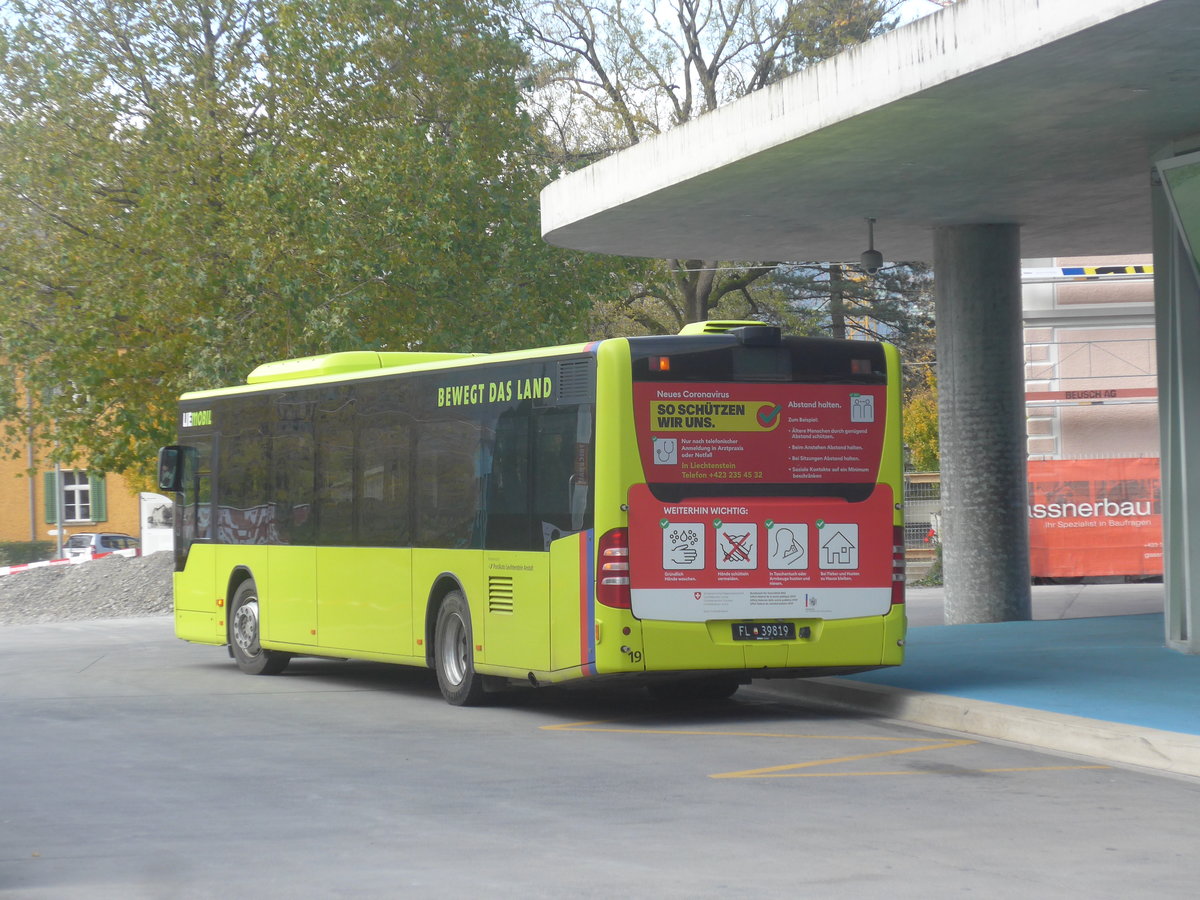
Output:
top-left (487, 609), bottom-right (908, 688)
top-left (631, 611), bottom-right (906, 674)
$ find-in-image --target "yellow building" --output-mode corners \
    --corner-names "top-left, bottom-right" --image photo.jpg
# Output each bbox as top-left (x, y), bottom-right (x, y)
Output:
top-left (0, 449), bottom-right (142, 546)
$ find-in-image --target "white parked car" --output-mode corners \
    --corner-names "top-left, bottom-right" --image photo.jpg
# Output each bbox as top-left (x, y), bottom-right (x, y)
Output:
top-left (62, 533), bottom-right (141, 561)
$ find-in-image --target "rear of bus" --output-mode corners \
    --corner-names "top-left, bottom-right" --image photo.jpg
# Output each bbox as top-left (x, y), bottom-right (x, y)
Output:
top-left (590, 322), bottom-right (905, 688)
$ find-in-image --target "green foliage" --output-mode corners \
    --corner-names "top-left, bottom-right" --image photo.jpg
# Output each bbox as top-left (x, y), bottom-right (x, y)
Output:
top-left (0, 541), bottom-right (56, 566)
top-left (771, 261), bottom-right (936, 368)
top-left (913, 544), bottom-right (943, 586)
top-left (0, 0), bottom-right (630, 480)
top-left (903, 364), bottom-right (940, 472)
top-left (520, 0), bottom-right (905, 323)
top-left (587, 259), bottom-right (826, 338)
top-left (523, 0), bottom-right (902, 155)
top-left (785, 0), bottom-right (901, 72)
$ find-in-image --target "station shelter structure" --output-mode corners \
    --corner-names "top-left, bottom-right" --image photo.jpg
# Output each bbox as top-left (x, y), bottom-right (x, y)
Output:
top-left (538, 0), bottom-right (1200, 650)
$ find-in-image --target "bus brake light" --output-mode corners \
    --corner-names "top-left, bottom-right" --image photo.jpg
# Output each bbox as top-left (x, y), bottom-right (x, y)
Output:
top-left (892, 526), bottom-right (906, 605)
top-left (597, 528), bottom-right (631, 609)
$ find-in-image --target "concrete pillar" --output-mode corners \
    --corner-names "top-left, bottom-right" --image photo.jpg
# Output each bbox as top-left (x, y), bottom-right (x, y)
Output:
top-left (934, 224), bottom-right (1032, 624)
top-left (1153, 153), bottom-right (1200, 653)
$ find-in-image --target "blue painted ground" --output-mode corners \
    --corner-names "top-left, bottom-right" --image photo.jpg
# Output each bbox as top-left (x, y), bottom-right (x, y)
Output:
top-left (845, 613), bottom-right (1200, 736)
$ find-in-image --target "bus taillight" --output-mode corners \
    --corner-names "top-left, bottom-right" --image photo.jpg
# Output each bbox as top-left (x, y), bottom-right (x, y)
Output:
top-left (892, 526), bottom-right (906, 605)
top-left (597, 528), bottom-right (631, 609)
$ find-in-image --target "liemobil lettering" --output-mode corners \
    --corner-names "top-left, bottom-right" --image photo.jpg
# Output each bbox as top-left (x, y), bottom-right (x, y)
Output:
top-left (437, 376), bottom-right (553, 408)
top-left (182, 409), bottom-right (212, 428)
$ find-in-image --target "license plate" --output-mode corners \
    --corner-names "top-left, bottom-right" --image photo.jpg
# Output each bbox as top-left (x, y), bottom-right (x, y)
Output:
top-left (732, 622), bottom-right (796, 641)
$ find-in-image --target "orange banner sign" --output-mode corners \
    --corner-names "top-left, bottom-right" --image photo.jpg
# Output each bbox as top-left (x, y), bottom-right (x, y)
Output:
top-left (1027, 458), bottom-right (1162, 578)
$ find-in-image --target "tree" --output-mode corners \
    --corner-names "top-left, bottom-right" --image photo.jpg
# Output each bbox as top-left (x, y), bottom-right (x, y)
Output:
top-left (903, 363), bottom-right (940, 472)
top-left (770, 260), bottom-right (936, 382)
top-left (589, 263), bottom-right (831, 337)
top-left (520, 0), bottom-right (904, 325)
top-left (0, 0), bottom-right (628, 479)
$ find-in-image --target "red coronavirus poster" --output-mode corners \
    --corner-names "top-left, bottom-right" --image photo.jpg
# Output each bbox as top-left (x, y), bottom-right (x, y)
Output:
top-left (627, 381), bottom-right (894, 622)
top-left (1027, 458), bottom-right (1162, 578)
top-left (632, 382), bottom-right (887, 486)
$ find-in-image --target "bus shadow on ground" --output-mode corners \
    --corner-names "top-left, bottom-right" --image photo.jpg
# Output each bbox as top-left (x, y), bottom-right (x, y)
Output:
top-left (249, 655), bottom-right (876, 725)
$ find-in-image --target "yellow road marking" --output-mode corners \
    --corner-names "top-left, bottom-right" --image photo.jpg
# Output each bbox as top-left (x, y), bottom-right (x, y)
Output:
top-left (544, 719), bottom-right (1110, 778)
top-left (723, 766), bottom-right (1110, 777)
top-left (542, 719), bottom-right (944, 743)
top-left (711, 739), bottom-right (976, 778)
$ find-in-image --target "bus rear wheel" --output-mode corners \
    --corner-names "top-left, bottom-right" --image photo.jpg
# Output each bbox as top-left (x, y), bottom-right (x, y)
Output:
top-left (229, 580), bottom-right (291, 676)
top-left (434, 591), bottom-right (486, 706)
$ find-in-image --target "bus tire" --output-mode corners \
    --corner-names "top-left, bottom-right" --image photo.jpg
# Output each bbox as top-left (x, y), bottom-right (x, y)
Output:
top-left (434, 591), bottom-right (487, 706)
top-left (229, 580), bottom-right (291, 676)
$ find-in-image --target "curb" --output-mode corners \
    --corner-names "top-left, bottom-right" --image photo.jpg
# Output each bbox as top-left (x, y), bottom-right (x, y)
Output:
top-left (0, 549), bottom-right (141, 578)
top-left (769, 676), bottom-right (1200, 779)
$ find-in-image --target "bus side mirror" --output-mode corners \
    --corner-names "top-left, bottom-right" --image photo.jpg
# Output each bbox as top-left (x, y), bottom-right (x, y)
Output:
top-left (157, 445), bottom-right (193, 493)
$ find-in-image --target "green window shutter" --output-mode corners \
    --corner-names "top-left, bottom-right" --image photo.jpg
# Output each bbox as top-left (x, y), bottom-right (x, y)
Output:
top-left (89, 474), bottom-right (107, 523)
top-left (43, 472), bottom-right (58, 524)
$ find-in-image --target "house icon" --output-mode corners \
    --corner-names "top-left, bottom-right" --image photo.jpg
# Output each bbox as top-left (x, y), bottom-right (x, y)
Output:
top-left (821, 529), bottom-right (857, 568)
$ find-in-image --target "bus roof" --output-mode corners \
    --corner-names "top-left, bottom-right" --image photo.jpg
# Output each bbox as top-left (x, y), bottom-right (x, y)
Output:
top-left (245, 351), bottom-right (480, 385)
top-left (177, 321), bottom-right (881, 401)
top-left (179, 342), bottom-right (599, 400)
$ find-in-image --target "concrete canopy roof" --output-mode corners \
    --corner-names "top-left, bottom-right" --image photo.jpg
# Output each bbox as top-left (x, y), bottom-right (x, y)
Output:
top-left (540, 0), bottom-right (1200, 266)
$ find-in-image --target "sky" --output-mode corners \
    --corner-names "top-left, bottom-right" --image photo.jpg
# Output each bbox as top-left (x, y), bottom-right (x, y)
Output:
top-left (895, 0), bottom-right (951, 26)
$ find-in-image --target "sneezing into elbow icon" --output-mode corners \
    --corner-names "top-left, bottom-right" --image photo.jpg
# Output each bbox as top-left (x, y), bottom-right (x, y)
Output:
top-left (775, 528), bottom-right (804, 563)
top-left (767, 524), bottom-right (808, 570)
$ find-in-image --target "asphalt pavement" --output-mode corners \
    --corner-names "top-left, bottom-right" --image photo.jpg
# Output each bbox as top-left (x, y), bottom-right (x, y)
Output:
top-left (773, 582), bottom-right (1200, 778)
top-left (6, 609), bottom-right (1199, 898)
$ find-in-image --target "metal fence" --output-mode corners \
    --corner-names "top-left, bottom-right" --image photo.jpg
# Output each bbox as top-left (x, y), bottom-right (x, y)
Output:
top-left (903, 472), bottom-right (941, 571)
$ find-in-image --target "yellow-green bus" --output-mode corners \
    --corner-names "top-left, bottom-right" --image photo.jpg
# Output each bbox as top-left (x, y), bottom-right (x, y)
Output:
top-left (158, 321), bottom-right (905, 705)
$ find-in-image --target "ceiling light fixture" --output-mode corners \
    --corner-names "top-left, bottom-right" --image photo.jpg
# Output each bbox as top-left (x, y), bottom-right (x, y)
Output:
top-left (860, 217), bottom-right (883, 276)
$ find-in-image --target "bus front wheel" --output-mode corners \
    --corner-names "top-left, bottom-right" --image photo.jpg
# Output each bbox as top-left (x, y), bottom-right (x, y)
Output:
top-left (434, 591), bottom-right (486, 706)
top-left (229, 580), bottom-right (291, 676)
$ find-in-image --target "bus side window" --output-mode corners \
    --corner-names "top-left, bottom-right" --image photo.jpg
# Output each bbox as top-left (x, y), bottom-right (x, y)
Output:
top-left (415, 414), bottom-right (482, 549)
top-left (272, 392), bottom-right (316, 545)
top-left (194, 451), bottom-right (212, 541)
top-left (175, 437), bottom-right (212, 565)
top-left (355, 383), bottom-right (413, 548)
top-left (486, 407), bottom-right (534, 550)
top-left (215, 394), bottom-right (271, 544)
top-left (314, 388), bottom-right (356, 546)
top-left (532, 405), bottom-right (593, 548)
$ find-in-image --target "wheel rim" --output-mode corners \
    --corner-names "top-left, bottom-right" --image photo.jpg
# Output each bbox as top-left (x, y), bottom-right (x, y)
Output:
top-left (232, 597), bottom-right (261, 658)
top-left (439, 612), bottom-right (468, 687)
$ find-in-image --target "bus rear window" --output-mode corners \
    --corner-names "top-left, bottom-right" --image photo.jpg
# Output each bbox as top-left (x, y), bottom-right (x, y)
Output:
top-left (630, 335), bottom-right (886, 385)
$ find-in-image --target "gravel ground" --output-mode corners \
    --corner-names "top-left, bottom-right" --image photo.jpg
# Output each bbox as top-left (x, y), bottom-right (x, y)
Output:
top-left (0, 552), bottom-right (174, 626)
